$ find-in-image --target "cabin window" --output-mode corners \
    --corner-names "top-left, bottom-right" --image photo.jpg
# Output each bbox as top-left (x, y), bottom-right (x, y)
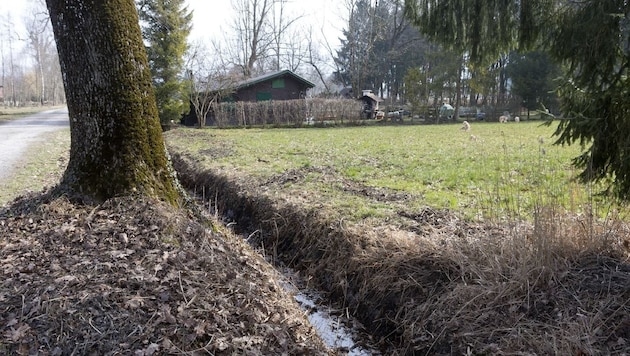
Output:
top-left (256, 92), bottom-right (272, 101)
top-left (272, 78), bottom-right (285, 88)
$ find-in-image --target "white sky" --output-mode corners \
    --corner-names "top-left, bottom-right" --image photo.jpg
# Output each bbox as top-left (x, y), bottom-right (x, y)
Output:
top-left (0, 0), bottom-right (345, 52)
top-left (186, 0), bottom-right (344, 49)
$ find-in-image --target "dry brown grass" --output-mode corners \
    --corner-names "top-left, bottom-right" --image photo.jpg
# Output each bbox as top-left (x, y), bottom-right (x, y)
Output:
top-left (171, 151), bottom-right (630, 355)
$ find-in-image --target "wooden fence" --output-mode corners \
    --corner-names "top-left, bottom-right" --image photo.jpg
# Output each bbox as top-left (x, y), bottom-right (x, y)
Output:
top-left (210, 98), bottom-right (364, 128)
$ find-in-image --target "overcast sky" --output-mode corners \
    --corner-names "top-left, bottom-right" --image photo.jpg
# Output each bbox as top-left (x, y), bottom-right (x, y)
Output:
top-left (0, 0), bottom-right (345, 51)
top-left (186, 0), bottom-right (344, 48)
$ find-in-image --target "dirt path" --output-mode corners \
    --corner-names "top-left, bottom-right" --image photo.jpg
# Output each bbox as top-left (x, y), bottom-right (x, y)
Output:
top-left (0, 108), bottom-right (69, 181)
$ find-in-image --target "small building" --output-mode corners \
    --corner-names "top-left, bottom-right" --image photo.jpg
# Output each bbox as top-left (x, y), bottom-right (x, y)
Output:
top-left (358, 90), bottom-right (383, 119)
top-left (182, 69), bottom-right (315, 126)
top-left (231, 69), bottom-right (315, 102)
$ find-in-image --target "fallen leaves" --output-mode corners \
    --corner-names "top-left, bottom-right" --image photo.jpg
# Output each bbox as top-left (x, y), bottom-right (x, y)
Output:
top-left (3, 322), bottom-right (30, 342)
top-left (0, 194), bottom-right (330, 355)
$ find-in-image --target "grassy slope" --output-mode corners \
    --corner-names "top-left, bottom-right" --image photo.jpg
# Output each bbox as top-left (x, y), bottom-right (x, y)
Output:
top-left (0, 129), bottom-right (70, 205)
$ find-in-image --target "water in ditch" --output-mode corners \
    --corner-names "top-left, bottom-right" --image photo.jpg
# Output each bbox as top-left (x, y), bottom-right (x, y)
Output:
top-left (198, 200), bottom-right (381, 354)
top-left (278, 268), bottom-right (381, 355)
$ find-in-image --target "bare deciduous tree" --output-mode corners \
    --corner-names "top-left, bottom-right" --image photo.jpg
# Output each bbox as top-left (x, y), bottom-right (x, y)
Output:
top-left (230, 0), bottom-right (274, 77)
top-left (304, 27), bottom-right (333, 94)
top-left (269, 0), bottom-right (303, 71)
top-left (23, 3), bottom-right (54, 105)
top-left (1, 14), bottom-right (18, 106)
top-left (223, 0), bottom-right (304, 78)
top-left (186, 42), bottom-right (237, 128)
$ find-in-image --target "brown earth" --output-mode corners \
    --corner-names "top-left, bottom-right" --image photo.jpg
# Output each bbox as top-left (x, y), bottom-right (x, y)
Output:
top-left (1, 141), bottom-right (630, 355)
top-left (0, 192), bottom-right (333, 355)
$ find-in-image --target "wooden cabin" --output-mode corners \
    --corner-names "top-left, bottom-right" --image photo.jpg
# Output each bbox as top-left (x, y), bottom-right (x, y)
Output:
top-left (182, 70), bottom-right (315, 126)
top-left (358, 90), bottom-right (383, 119)
top-left (231, 69), bottom-right (315, 102)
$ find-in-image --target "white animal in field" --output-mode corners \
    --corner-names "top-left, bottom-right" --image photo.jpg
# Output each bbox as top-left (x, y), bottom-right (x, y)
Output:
top-left (499, 115), bottom-right (508, 123)
top-left (387, 111), bottom-right (400, 118)
top-left (375, 111), bottom-right (385, 120)
top-left (514, 116), bottom-right (520, 122)
top-left (461, 120), bottom-right (471, 131)
top-left (470, 134), bottom-right (478, 141)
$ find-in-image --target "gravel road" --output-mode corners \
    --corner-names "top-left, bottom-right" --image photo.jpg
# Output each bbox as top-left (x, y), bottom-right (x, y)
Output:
top-left (0, 108), bottom-right (69, 181)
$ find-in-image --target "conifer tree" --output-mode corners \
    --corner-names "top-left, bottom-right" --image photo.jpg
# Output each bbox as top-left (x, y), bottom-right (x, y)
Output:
top-left (137, 0), bottom-right (192, 128)
top-left (405, 0), bottom-right (630, 200)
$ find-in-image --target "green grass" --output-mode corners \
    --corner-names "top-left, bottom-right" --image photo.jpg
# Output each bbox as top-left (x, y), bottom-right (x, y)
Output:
top-left (166, 121), bottom-right (614, 222)
top-left (0, 129), bottom-right (70, 205)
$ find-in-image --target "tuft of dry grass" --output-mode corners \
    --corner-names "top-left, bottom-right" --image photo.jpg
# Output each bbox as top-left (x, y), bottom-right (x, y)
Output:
top-left (171, 151), bottom-right (630, 355)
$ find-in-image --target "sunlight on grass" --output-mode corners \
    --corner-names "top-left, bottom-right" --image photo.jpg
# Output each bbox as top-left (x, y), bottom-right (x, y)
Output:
top-left (166, 121), bottom-right (616, 222)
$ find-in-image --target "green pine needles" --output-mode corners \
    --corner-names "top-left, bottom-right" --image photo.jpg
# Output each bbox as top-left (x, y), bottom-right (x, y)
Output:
top-left (137, 0), bottom-right (192, 128)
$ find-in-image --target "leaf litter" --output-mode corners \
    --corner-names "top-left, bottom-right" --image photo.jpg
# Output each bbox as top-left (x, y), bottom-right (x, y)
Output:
top-left (0, 192), bottom-right (333, 355)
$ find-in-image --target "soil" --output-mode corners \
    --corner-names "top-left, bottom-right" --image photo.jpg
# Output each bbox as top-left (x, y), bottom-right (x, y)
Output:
top-left (0, 192), bottom-right (333, 355)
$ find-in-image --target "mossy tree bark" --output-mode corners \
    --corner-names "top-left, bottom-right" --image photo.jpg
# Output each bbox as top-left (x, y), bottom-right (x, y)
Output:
top-left (46, 0), bottom-right (181, 204)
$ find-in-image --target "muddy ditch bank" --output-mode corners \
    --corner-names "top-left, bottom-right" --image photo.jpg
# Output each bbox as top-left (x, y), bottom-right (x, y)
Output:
top-left (171, 152), bottom-right (463, 354)
top-left (171, 151), bottom-right (630, 355)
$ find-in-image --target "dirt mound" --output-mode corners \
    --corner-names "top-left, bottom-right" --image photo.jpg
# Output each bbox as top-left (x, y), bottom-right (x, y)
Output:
top-left (0, 192), bottom-right (331, 355)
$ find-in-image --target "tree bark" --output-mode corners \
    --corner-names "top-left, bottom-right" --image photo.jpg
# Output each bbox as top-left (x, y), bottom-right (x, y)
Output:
top-left (46, 0), bottom-right (181, 204)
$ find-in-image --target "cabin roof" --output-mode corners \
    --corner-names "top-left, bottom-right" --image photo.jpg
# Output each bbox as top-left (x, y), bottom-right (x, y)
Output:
top-left (237, 69), bottom-right (315, 89)
top-left (361, 92), bottom-right (383, 102)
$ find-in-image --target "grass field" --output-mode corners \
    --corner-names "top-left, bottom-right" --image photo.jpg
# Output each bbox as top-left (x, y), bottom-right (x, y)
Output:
top-left (2, 118), bottom-right (628, 354)
top-left (166, 120), bottom-right (616, 222)
top-left (167, 120), bottom-right (630, 354)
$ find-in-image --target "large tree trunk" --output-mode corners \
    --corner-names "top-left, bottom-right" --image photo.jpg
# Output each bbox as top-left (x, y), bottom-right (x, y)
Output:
top-left (46, 0), bottom-right (181, 204)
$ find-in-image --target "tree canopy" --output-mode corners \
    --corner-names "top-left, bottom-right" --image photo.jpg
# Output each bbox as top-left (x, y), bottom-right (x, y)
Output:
top-left (335, 0), bottom-right (425, 99)
top-left (507, 50), bottom-right (561, 116)
top-left (403, 0), bottom-right (553, 63)
top-left (404, 0), bottom-right (630, 200)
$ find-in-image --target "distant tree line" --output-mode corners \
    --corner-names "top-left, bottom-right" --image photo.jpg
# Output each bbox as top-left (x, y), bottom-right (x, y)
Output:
top-left (332, 0), bottom-right (562, 119)
top-left (0, 3), bottom-right (64, 107)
